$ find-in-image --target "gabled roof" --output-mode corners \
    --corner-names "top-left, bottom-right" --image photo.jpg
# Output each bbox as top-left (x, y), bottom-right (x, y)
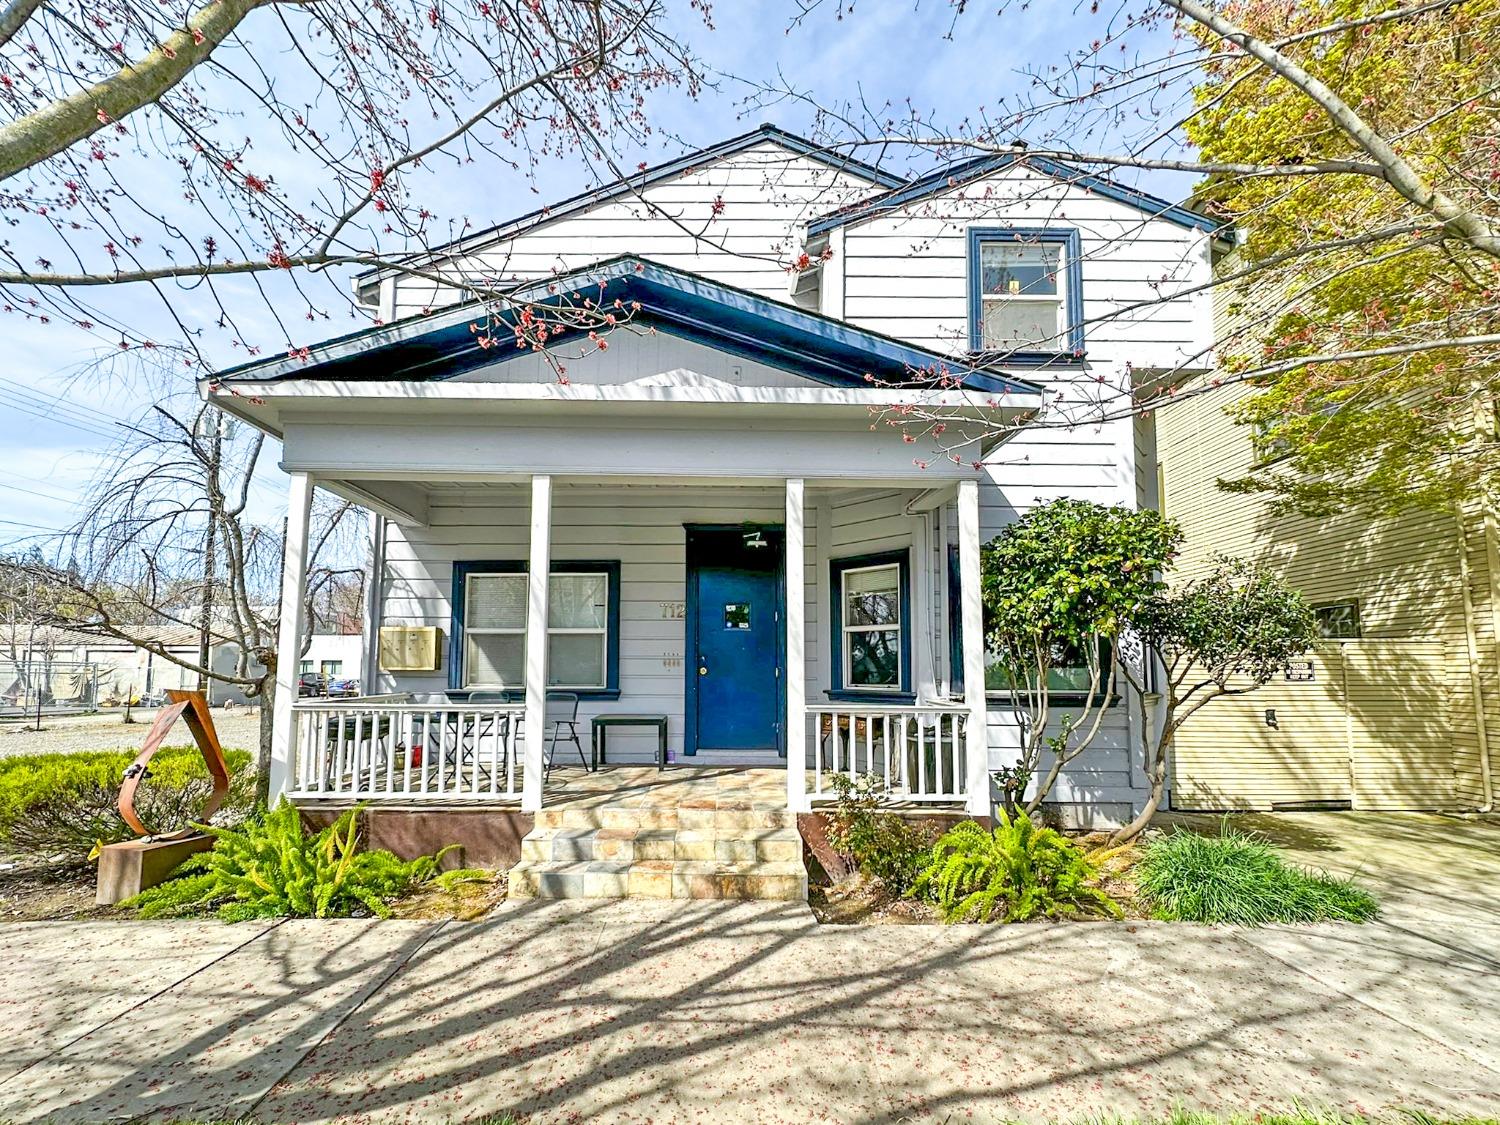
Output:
top-left (214, 256), bottom-right (1042, 398)
top-left (806, 151), bottom-right (1228, 239)
top-left (354, 125), bottom-right (903, 286)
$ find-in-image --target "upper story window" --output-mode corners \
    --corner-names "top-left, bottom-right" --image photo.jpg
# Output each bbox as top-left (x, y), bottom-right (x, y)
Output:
top-left (830, 550), bottom-right (912, 698)
top-left (452, 560), bottom-right (621, 696)
top-left (967, 227), bottom-right (1084, 358)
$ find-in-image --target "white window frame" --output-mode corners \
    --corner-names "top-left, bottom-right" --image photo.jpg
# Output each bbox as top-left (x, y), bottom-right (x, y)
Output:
top-left (462, 570), bottom-right (610, 691)
top-left (840, 560), bottom-right (903, 692)
top-left (977, 241), bottom-right (1066, 352)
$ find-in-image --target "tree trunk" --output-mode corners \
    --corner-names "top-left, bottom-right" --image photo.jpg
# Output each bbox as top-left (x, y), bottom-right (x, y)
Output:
top-left (254, 661), bottom-right (275, 806)
top-left (1110, 724), bottom-right (1175, 846)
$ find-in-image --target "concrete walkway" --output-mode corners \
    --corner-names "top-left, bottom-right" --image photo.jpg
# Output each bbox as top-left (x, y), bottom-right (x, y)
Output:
top-left (3, 814), bottom-right (1499, 1124)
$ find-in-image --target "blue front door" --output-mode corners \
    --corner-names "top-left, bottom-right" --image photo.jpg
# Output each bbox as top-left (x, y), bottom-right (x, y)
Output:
top-left (686, 528), bottom-right (783, 754)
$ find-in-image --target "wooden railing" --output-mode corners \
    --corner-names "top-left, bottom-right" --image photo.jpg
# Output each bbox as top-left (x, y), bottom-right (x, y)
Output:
top-left (289, 695), bottom-right (525, 801)
top-left (807, 704), bottom-right (970, 803)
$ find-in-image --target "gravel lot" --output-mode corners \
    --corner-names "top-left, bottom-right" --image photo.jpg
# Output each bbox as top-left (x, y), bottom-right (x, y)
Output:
top-left (0, 707), bottom-right (263, 758)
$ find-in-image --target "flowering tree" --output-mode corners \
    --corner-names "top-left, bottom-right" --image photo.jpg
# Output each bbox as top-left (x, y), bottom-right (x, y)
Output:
top-left (0, 0), bottom-right (703, 361)
top-left (771, 0), bottom-right (1500, 513)
top-left (1, 0), bottom-right (706, 779)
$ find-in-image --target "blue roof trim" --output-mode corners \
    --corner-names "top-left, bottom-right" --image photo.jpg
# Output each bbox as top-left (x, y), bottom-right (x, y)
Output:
top-left (214, 256), bottom-right (1042, 399)
top-left (356, 125), bottom-right (902, 283)
top-left (807, 152), bottom-right (1227, 239)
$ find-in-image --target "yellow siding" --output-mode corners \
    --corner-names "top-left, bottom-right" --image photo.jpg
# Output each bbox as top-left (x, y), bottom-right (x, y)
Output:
top-left (1156, 376), bottom-right (1492, 811)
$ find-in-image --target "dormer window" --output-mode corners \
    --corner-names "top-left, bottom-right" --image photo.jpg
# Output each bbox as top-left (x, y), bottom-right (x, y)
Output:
top-left (967, 228), bottom-right (1084, 358)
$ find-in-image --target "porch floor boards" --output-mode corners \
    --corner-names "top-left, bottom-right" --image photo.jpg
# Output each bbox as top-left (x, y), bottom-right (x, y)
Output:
top-left (510, 767), bottom-right (806, 902)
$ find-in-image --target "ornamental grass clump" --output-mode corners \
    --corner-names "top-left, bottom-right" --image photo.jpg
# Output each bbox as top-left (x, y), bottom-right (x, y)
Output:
top-left (910, 811), bottom-right (1121, 923)
top-left (0, 747), bottom-right (254, 860)
top-left (123, 799), bottom-right (474, 921)
top-left (1135, 825), bottom-right (1378, 926)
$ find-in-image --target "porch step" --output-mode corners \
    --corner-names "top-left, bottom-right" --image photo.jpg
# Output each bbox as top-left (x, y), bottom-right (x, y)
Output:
top-left (509, 784), bottom-right (807, 902)
top-left (508, 859), bottom-right (807, 901)
top-left (533, 804), bottom-right (793, 831)
top-left (519, 826), bottom-right (803, 865)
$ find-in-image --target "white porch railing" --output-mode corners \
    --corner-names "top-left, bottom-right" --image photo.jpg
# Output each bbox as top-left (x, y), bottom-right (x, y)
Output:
top-left (289, 695), bottom-right (525, 801)
top-left (807, 704), bottom-right (970, 803)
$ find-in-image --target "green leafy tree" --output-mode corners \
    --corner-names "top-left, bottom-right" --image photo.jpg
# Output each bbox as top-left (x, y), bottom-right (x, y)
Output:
top-left (1186, 0), bottom-right (1500, 513)
top-left (981, 499), bottom-right (1180, 814)
top-left (1110, 559), bottom-right (1319, 844)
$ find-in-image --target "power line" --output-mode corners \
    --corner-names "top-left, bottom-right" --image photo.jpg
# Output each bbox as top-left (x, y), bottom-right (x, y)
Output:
top-left (0, 391), bottom-right (119, 442)
top-left (0, 480), bottom-right (78, 505)
top-left (0, 376), bottom-right (126, 429)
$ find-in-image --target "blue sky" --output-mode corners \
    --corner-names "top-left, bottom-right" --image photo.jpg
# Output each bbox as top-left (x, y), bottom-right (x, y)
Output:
top-left (0, 0), bottom-right (1176, 551)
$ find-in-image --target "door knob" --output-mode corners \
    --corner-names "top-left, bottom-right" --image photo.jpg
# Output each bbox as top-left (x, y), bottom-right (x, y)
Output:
top-left (698, 666), bottom-right (708, 676)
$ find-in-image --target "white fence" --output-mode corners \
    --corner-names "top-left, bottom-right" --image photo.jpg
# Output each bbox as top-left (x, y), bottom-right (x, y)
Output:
top-left (807, 704), bottom-right (970, 803)
top-left (290, 695), bottom-right (524, 801)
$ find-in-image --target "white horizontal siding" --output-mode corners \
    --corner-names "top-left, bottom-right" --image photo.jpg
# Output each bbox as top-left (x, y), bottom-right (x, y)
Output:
top-left (381, 484), bottom-right (839, 764)
top-left (387, 143), bottom-right (882, 319)
top-left (449, 331), bottom-right (818, 388)
top-left (837, 164), bottom-right (1213, 371)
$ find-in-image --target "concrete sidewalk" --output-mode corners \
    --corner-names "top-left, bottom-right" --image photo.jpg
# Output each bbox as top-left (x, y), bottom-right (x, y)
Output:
top-left (2, 814), bottom-right (1498, 1124)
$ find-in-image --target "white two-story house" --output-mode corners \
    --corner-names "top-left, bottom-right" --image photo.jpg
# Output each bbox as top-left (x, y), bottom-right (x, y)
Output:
top-left (202, 125), bottom-right (1222, 899)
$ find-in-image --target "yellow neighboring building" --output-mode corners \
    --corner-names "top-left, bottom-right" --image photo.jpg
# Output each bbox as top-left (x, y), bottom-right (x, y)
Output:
top-left (1154, 385), bottom-right (1499, 812)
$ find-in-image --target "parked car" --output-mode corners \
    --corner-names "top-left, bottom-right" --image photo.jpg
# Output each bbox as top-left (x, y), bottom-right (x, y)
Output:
top-left (327, 677), bottom-right (361, 698)
top-left (297, 672), bottom-right (328, 697)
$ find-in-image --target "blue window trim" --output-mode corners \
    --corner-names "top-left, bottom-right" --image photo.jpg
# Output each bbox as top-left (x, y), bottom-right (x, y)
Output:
top-left (448, 559), bottom-right (622, 700)
top-left (967, 227), bottom-right (1085, 361)
top-left (828, 549), bottom-right (913, 704)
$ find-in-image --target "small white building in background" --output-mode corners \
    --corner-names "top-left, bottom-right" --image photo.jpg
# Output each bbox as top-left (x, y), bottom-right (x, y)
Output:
top-left (1, 626), bottom-right (364, 711)
top-left (203, 124), bottom-right (1222, 835)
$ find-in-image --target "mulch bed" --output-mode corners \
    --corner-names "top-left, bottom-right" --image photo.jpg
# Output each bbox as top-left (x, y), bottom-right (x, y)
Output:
top-left (808, 832), bottom-right (1152, 925)
top-left (0, 857), bottom-right (111, 922)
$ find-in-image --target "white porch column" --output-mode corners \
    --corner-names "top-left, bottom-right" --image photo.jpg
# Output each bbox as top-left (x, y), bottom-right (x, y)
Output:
top-left (521, 474), bottom-right (552, 813)
top-left (270, 471), bottom-right (314, 803)
top-left (957, 479), bottom-right (992, 816)
top-left (785, 478), bottom-right (809, 813)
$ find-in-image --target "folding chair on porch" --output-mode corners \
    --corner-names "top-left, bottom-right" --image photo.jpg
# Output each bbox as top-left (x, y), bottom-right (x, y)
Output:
top-left (515, 692), bottom-right (589, 779)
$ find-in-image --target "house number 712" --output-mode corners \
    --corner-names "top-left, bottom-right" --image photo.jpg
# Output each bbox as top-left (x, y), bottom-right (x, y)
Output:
top-left (659, 602), bottom-right (685, 619)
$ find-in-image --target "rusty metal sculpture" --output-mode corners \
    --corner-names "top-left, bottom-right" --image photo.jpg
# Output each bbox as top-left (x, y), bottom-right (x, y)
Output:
top-left (117, 688), bottom-right (232, 839)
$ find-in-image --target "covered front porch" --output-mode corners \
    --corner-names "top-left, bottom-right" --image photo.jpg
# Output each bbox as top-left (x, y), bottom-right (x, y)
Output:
top-left (202, 257), bottom-right (1043, 822)
top-left (272, 475), bottom-right (995, 816)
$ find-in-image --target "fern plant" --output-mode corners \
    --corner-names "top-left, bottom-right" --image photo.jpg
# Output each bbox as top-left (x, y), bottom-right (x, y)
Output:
top-left (910, 812), bottom-right (1122, 923)
top-left (123, 799), bottom-right (464, 921)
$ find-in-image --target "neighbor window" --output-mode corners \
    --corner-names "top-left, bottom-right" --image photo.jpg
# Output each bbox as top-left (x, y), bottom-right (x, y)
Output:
top-left (947, 546), bottom-right (1116, 702)
top-left (455, 561), bottom-right (619, 694)
top-left (319, 660), bottom-right (342, 677)
top-left (830, 551), bottom-right (911, 696)
top-left (1314, 601), bottom-right (1362, 640)
top-left (968, 228), bottom-right (1083, 354)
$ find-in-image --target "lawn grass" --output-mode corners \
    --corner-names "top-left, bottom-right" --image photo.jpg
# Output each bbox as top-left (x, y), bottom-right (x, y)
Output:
top-left (1134, 824), bottom-right (1380, 925)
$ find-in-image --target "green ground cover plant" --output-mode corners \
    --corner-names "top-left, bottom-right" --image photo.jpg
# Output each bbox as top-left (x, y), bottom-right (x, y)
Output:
top-left (1136, 825), bottom-right (1379, 925)
top-left (910, 812), bottom-right (1122, 923)
top-left (123, 799), bottom-right (479, 920)
top-left (0, 747), bottom-right (254, 859)
top-left (824, 773), bottom-right (937, 895)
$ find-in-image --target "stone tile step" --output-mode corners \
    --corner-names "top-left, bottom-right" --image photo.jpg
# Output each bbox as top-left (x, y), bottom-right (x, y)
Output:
top-left (534, 805), bottom-right (793, 831)
top-left (508, 859), bottom-right (807, 901)
top-left (519, 826), bottom-right (804, 865)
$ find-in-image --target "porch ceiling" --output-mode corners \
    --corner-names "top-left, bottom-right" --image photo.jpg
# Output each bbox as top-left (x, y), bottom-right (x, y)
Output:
top-left (316, 477), bottom-right (952, 528)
